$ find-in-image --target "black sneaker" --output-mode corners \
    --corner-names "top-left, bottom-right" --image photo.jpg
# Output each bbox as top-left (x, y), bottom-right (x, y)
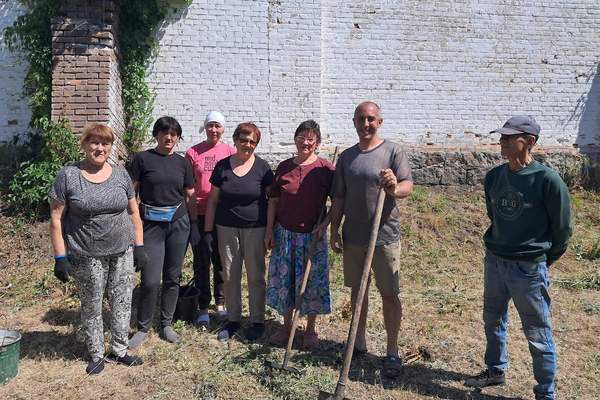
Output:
top-left (464, 368), bottom-right (505, 388)
top-left (244, 323), bottom-right (265, 342)
top-left (217, 321), bottom-right (241, 342)
top-left (86, 358), bottom-right (105, 375)
top-left (107, 352), bottom-right (144, 367)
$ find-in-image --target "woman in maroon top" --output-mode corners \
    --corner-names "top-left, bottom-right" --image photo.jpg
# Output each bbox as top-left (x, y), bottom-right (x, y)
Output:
top-left (265, 120), bottom-right (334, 349)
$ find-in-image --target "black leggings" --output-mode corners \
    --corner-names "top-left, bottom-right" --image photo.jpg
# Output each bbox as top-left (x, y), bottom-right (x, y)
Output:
top-left (192, 216), bottom-right (225, 310)
top-left (136, 215), bottom-right (190, 331)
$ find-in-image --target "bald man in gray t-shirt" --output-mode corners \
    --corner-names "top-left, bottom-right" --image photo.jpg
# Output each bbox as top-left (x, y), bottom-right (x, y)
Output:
top-left (330, 101), bottom-right (413, 378)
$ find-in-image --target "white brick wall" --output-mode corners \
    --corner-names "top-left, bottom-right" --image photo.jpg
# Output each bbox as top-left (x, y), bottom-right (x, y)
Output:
top-left (0, 1), bottom-right (32, 141)
top-left (320, 1), bottom-right (600, 150)
top-left (148, 0), bottom-right (600, 157)
top-left (147, 1), bottom-right (271, 152)
top-left (2, 1), bottom-right (598, 157)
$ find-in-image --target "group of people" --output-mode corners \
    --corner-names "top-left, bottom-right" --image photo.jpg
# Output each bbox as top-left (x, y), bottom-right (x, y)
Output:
top-left (49, 102), bottom-right (571, 400)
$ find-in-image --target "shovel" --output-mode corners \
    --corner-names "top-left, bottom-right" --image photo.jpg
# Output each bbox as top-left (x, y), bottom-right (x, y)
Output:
top-left (265, 235), bottom-right (320, 375)
top-left (319, 186), bottom-right (386, 400)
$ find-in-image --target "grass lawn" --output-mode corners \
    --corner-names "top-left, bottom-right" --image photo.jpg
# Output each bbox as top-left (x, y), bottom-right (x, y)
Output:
top-left (0, 186), bottom-right (598, 399)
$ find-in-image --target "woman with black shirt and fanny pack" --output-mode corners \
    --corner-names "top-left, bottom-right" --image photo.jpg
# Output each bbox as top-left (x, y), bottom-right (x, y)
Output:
top-left (129, 116), bottom-right (199, 348)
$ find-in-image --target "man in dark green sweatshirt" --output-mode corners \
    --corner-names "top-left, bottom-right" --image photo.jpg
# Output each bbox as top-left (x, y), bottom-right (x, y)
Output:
top-left (465, 116), bottom-right (572, 400)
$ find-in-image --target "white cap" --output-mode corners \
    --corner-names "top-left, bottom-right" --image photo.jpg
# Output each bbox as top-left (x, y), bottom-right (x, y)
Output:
top-left (200, 111), bottom-right (225, 132)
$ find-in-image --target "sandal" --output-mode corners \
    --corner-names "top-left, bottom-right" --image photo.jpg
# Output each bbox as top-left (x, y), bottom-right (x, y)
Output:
top-left (383, 355), bottom-right (403, 379)
top-left (303, 331), bottom-right (319, 349)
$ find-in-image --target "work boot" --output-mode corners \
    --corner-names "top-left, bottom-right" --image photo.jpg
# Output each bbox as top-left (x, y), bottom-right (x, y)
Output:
top-left (464, 368), bottom-right (505, 388)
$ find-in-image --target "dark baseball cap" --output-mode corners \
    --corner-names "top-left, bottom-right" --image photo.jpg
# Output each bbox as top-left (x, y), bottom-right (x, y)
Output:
top-left (490, 115), bottom-right (540, 136)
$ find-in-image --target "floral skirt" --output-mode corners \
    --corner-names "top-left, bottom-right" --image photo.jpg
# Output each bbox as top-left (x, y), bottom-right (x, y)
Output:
top-left (266, 224), bottom-right (331, 316)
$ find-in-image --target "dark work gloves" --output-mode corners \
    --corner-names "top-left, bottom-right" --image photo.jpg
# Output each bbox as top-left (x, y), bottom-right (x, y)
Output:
top-left (190, 223), bottom-right (202, 247)
top-left (134, 245), bottom-right (149, 272)
top-left (54, 257), bottom-right (72, 283)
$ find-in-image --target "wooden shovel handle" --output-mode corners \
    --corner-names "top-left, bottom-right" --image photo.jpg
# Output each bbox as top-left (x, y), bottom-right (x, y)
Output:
top-left (282, 236), bottom-right (319, 368)
top-left (282, 146), bottom-right (340, 369)
top-left (334, 186), bottom-right (386, 399)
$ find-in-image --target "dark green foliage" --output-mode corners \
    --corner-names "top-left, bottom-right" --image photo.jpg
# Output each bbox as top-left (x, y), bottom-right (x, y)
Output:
top-left (118, 0), bottom-right (191, 156)
top-left (2, 1), bottom-right (79, 218)
top-left (119, 0), bottom-right (169, 156)
top-left (7, 118), bottom-right (80, 219)
top-left (0, 137), bottom-right (31, 192)
top-left (3, 0), bottom-right (59, 123)
top-left (2, 1), bottom-right (190, 217)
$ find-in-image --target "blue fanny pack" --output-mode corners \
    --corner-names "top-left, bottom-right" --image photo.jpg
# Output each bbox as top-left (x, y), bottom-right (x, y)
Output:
top-left (141, 202), bottom-right (180, 222)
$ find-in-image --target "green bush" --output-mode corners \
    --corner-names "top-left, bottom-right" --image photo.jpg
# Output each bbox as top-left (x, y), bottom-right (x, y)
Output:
top-left (119, 0), bottom-right (193, 157)
top-left (7, 118), bottom-right (80, 219)
top-left (120, 0), bottom-right (170, 157)
top-left (2, 1), bottom-right (190, 215)
top-left (0, 137), bottom-right (31, 192)
top-left (3, 0), bottom-right (59, 123)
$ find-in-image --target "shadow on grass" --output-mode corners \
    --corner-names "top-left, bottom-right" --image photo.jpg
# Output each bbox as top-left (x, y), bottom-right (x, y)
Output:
top-left (203, 323), bottom-right (525, 400)
top-left (283, 341), bottom-right (525, 400)
top-left (19, 330), bottom-right (85, 361)
top-left (41, 307), bottom-right (79, 326)
top-left (349, 360), bottom-right (525, 400)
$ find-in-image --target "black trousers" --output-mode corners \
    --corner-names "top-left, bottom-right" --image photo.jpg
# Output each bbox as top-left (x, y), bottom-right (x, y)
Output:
top-left (192, 216), bottom-right (225, 310)
top-left (137, 215), bottom-right (190, 331)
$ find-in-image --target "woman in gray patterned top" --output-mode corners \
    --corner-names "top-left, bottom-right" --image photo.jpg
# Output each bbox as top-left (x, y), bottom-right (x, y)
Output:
top-left (49, 123), bottom-right (148, 375)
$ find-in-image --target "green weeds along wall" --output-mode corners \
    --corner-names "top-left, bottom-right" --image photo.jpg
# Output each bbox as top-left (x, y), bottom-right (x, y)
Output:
top-left (2, 0), bottom-right (189, 218)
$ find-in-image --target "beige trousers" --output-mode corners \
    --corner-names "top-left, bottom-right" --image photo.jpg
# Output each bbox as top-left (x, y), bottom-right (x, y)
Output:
top-left (216, 225), bottom-right (266, 323)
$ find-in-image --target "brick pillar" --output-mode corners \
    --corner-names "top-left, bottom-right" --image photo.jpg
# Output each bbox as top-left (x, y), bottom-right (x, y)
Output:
top-left (51, 0), bottom-right (126, 162)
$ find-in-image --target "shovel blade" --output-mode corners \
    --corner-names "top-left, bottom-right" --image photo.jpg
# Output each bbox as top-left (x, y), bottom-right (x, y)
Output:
top-left (264, 359), bottom-right (303, 376)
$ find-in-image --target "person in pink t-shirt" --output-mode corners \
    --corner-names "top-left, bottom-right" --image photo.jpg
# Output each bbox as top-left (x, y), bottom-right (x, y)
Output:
top-left (185, 111), bottom-right (235, 327)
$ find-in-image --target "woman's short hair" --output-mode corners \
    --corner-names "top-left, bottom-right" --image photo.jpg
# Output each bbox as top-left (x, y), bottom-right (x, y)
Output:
top-left (294, 119), bottom-right (321, 143)
top-left (80, 123), bottom-right (114, 146)
top-left (233, 122), bottom-right (261, 144)
top-left (152, 116), bottom-right (182, 138)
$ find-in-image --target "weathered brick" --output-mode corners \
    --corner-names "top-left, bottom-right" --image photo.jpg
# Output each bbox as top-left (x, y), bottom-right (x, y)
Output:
top-left (75, 72), bottom-right (99, 80)
top-left (75, 109), bottom-right (98, 115)
top-left (68, 115), bottom-right (91, 122)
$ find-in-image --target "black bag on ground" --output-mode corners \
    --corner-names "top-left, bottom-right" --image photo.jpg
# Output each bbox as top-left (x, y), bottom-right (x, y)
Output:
top-left (174, 278), bottom-right (200, 323)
